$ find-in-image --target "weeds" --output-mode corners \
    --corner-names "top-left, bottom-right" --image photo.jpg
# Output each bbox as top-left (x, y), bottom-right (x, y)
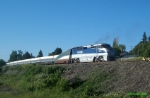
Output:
top-left (0, 64), bottom-right (149, 98)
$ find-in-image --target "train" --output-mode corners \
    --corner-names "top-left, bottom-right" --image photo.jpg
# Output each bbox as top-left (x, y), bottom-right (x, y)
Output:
top-left (54, 43), bottom-right (115, 63)
top-left (6, 55), bottom-right (58, 66)
top-left (6, 43), bottom-right (115, 66)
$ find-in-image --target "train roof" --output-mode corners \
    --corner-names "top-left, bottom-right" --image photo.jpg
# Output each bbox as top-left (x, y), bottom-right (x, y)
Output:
top-left (72, 43), bottom-right (111, 49)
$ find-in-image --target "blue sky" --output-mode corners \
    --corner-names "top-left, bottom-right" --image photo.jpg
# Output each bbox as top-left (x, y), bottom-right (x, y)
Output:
top-left (0, 0), bottom-right (150, 61)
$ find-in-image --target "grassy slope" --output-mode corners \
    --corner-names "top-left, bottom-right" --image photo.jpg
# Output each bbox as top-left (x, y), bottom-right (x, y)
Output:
top-left (0, 62), bottom-right (149, 98)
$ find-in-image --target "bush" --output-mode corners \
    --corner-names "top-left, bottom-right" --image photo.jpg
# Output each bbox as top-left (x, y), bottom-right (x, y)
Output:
top-left (24, 65), bottom-right (42, 76)
top-left (84, 86), bottom-right (94, 96)
top-left (56, 78), bottom-right (69, 91)
top-left (43, 66), bottom-right (64, 74)
top-left (43, 70), bottom-right (61, 87)
top-left (69, 76), bottom-right (83, 89)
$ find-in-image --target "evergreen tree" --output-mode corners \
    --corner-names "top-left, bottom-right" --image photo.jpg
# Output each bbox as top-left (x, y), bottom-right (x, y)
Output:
top-left (142, 32), bottom-right (147, 43)
top-left (48, 48), bottom-right (62, 56)
top-left (112, 37), bottom-right (122, 57)
top-left (132, 31), bottom-right (150, 57)
top-left (0, 59), bottom-right (6, 66)
top-left (23, 51), bottom-right (31, 59)
top-left (112, 37), bottom-right (119, 48)
top-left (54, 48), bottom-right (62, 55)
top-left (17, 50), bottom-right (23, 60)
top-left (8, 50), bottom-right (18, 62)
top-left (37, 50), bottom-right (43, 57)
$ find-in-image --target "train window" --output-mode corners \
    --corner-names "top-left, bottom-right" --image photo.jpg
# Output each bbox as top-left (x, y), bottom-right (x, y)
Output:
top-left (77, 51), bottom-right (83, 54)
top-left (98, 50), bottom-right (105, 53)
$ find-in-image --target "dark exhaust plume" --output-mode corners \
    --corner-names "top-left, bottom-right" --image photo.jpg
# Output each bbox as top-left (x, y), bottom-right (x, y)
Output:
top-left (95, 34), bottom-right (110, 44)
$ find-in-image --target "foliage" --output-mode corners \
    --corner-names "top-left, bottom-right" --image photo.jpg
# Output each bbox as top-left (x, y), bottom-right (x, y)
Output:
top-left (17, 50), bottom-right (23, 60)
top-left (112, 37), bottom-right (119, 49)
top-left (23, 51), bottom-right (31, 59)
top-left (8, 50), bottom-right (35, 62)
top-left (0, 59), bottom-right (6, 67)
top-left (37, 50), bottom-right (43, 57)
top-left (142, 32), bottom-right (147, 43)
top-left (56, 78), bottom-right (69, 91)
top-left (8, 50), bottom-right (18, 62)
top-left (69, 75), bottom-right (84, 89)
top-left (0, 64), bottom-right (149, 98)
top-left (119, 44), bottom-right (126, 52)
top-left (132, 32), bottom-right (150, 57)
top-left (49, 47), bottom-right (62, 56)
top-left (112, 37), bottom-right (126, 57)
top-left (113, 47), bottom-right (121, 57)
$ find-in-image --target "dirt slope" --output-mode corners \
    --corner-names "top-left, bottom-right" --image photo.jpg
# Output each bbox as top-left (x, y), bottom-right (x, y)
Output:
top-left (59, 61), bottom-right (150, 95)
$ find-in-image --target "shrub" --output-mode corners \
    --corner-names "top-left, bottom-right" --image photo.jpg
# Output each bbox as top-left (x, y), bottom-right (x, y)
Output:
top-left (43, 70), bottom-right (61, 87)
top-left (56, 78), bottom-right (69, 91)
top-left (69, 76), bottom-right (83, 89)
top-left (43, 66), bottom-right (64, 74)
top-left (24, 65), bottom-right (42, 76)
top-left (84, 86), bottom-right (94, 96)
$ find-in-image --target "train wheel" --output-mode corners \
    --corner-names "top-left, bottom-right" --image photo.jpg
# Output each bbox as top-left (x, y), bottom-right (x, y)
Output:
top-left (98, 56), bottom-right (103, 62)
top-left (76, 58), bottom-right (80, 63)
top-left (93, 57), bottom-right (98, 62)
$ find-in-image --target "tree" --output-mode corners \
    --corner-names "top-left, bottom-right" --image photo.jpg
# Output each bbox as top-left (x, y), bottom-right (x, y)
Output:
top-left (142, 32), bottom-right (147, 43)
top-left (0, 59), bottom-right (6, 66)
top-left (23, 51), bottom-right (31, 59)
top-left (49, 48), bottom-right (62, 56)
top-left (30, 53), bottom-right (35, 58)
top-left (148, 36), bottom-right (150, 41)
top-left (54, 48), bottom-right (62, 55)
top-left (118, 44), bottom-right (126, 52)
top-left (112, 37), bottom-right (119, 48)
top-left (131, 31), bottom-right (150, 57)
top-left (8, 50), bottom-right (18, 62)
top-left (17, 50), bottom-right (23, 60)
top-left (37, 50), bottom-right (43, 57)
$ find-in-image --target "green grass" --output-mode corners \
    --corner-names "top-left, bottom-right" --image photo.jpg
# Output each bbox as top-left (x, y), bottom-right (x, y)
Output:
top-left (0, 64), bottom-right (149, 98)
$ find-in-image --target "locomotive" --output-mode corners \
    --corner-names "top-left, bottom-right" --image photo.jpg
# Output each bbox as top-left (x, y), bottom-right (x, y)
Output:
top-left (54, 43), bottom-right (115, 63)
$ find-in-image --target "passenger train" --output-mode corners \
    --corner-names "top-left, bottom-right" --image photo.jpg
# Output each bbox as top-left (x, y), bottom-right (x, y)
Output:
top-left (6, 55), bottom-right (58, 66)
top-left (6, 43), bottom-right (115, 66)
top-left (54, 43), bottom-right (115, 63)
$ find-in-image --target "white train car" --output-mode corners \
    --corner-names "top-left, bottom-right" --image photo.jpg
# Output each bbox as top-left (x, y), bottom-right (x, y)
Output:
top-left (6, 55), bottom-right (58, 66)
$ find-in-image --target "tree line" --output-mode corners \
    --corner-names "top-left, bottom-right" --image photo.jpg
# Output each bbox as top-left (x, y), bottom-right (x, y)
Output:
top-left (8, 48), bottom-right (62, 62)
top-left (130, 32), bottom-right (150, 57)
top-left (0, 47), bottom-right (62, 66)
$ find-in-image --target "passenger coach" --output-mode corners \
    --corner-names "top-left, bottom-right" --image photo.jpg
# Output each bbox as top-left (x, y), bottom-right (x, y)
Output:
top-left (54, 43), bottom-right (115, 64)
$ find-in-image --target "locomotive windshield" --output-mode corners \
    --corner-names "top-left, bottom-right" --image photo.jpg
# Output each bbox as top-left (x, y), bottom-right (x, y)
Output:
top-left (101, 44), bottom-right (111, 48)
